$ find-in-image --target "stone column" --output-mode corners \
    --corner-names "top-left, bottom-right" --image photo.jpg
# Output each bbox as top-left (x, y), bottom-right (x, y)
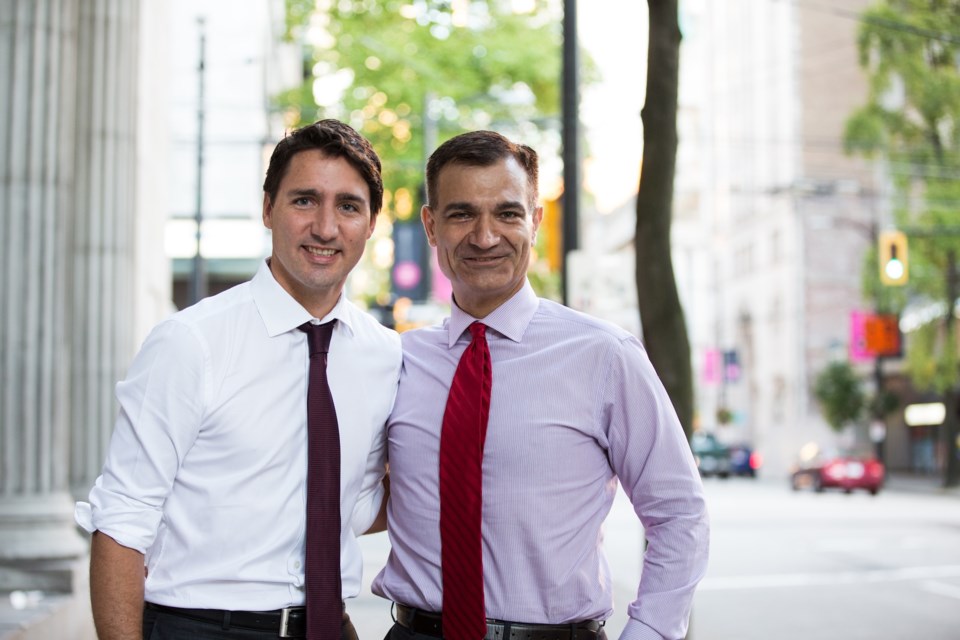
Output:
top-left (67, 0), bottom-right (139, 497)
top-left (0, 0), bottom-right (140, 591)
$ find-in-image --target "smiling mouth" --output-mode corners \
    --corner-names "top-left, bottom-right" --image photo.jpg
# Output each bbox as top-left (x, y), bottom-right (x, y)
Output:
top-left (305, 246), bottom-right (337, 257)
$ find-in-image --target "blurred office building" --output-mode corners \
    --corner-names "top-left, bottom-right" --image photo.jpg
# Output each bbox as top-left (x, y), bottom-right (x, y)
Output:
top-left (682, 0), bottom-right (889, 476)
top-left (164, 0), bottom-right (300, 309)
top-left (575, 0), bottom-right (885, 477)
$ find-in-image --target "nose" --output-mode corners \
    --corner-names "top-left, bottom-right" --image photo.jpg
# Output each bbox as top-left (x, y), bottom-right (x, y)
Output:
top-left (309, 206), bottom-right (339, 241)
top-left (469, 215), bottom-right (500, 249)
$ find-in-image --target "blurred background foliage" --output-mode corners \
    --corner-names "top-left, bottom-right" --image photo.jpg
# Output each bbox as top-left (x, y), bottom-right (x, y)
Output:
top-left (814, 361), bottom-right (866, 433)
top-left (844, 0), bottom-right (960, 393)
top-left (275, 0), bottom-right (596, 305)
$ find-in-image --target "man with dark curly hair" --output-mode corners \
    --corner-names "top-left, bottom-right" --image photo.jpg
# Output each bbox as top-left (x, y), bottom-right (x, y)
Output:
top-left (78, 120), bottom-right (401, 640)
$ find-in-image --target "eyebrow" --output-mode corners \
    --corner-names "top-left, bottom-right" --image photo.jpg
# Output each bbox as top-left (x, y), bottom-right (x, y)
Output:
top-left (287, 188), bottom-right (368, 206)
top-left (442, 200), bottom-right (527, 214)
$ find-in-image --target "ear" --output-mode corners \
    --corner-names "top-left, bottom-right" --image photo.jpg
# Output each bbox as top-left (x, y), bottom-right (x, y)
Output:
top-left (421, 204), bottom-right (438, 247)
top-left (530, 204), bottom-right (544, 241)
top-left (367, 211), bottom-right (377, 239)
top-left (262, 193), bottom-right (273, 230)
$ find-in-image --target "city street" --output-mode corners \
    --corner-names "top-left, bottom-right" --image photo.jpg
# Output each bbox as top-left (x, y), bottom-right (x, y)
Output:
top-left (347, 478), bottom-right (960, 640)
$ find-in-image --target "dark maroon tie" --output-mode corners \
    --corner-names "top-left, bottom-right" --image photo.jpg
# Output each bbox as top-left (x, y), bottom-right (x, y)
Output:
top-left (299, 320), bottom-right (341, 640)
top-left (439, 322), bottom-right (492, 640)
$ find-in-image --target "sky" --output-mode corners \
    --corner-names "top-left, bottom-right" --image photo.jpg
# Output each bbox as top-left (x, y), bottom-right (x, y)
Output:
top-left (579, 2), bottom-right (648, 214)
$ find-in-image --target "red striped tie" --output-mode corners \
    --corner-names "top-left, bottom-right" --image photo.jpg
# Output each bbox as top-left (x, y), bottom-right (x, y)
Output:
top-left (300, 321), bottom-right (342, 640)
top-left (439, 322), bottom-right (492, 640)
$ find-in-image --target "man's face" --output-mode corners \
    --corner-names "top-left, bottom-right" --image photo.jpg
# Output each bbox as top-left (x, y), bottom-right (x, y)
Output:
top-left (423, 157), bottom-right (542, 318)
top-left (263, 149), bottom-right (375, 317)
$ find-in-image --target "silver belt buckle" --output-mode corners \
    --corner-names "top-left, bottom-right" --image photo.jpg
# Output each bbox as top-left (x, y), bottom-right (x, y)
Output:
top-left (279, 607), bottom-right (295, 638)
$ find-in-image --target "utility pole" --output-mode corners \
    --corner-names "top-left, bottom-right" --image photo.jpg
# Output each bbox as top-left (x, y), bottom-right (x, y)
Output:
top-left (561, 0), bottom-right (579, 305)
top-left (944, 249), bottom-right (959, 488)
top-left (190, 17), bottom-right (208, 305)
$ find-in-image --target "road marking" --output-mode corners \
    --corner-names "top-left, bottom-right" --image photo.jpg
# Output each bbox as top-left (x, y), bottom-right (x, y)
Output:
top-left (920, 580), bottom-right (960, 600)
top-left (816, 538), bottom-right (881, 551)
top-left (698, 565), bottom-right (960, 591)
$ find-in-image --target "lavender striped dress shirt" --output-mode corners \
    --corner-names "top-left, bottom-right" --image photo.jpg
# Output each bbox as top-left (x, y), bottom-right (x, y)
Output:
top-left (372, 281), bottom-right (709, 640)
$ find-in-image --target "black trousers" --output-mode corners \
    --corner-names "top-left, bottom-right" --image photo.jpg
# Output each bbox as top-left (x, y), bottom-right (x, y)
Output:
top-left (382, 622), bottom-right (608, 640)
top-left (143, 605), bottom-right (359, 640)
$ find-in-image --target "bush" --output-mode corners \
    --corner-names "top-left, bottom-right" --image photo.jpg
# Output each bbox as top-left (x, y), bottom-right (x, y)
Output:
top-left (814, 361), bottom-right (865, 432)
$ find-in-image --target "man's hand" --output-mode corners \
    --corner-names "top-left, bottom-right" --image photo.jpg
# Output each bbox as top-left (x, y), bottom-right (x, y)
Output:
top-left (90, 531), bottom-right (146, 640)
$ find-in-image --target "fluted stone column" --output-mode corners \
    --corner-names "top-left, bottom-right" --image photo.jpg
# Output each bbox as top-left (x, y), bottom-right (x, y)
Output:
top-left (0, 0), bottom-right (140, 592)
top-left (67, 0), bottom-right (139, 497)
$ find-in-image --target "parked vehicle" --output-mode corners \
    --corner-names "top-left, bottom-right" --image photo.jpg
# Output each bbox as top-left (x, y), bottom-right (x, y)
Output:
top-left (691, 432), bottom-right (731, 478)
top-left (728, 444), bottom-right (762, 478)
top-left (790, 445), bottom-right (884, 495)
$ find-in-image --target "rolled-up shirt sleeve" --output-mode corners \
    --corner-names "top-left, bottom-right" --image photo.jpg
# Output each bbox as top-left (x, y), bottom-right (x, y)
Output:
top-left (76, 319), bottom-right (207, 554)
top-left (603, 336), bottom-right (710, 640)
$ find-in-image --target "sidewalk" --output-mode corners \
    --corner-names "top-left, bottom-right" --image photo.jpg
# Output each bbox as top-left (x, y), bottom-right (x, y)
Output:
top-left (884, 471), bottom-right (960, 497)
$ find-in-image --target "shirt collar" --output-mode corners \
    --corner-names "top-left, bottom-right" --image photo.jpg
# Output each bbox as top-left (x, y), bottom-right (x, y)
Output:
top-left (446, 280), bottom-right (539, 347)
top-left (251, 259), bottom-right (357, 338)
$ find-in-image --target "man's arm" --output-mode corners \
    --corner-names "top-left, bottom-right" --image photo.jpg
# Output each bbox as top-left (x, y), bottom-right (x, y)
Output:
top-left (90, 531), bottom-right (146, 640)
top-left (605, 337), bottom-right (710, 640)
top-left (363, 472), bottom-right (390, 534)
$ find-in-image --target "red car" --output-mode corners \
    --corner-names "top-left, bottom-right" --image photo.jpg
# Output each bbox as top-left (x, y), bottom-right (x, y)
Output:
top-left (790, 447), bottom-right (885, 495)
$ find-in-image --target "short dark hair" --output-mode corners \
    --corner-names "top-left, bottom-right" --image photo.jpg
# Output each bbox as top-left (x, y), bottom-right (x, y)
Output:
top-left (263, 119), bottom-right (383, 215)
top-left (425, 130), bottom-right (539, 208)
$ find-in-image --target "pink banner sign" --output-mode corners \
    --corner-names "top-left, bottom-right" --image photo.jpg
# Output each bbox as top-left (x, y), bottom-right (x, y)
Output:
top-left (703, 348), bottom-right (721, 386)
top-left (849, 310), bottom-right (871, 363)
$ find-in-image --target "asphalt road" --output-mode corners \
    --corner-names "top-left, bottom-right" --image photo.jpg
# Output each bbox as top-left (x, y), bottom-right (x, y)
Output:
top-left (346, 478), bottom-right (960, 640)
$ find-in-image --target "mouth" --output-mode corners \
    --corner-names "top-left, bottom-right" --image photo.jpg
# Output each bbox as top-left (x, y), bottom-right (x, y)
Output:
top-left (304, 246), bottom-right (338, 258)
top-left (462, 255), bottom-right (506, 265)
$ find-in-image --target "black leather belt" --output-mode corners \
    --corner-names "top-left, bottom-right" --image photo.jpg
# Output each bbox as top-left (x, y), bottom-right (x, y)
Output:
top-left (145, 602), bottom-right (311, 638)
top-left (394, 604), bottom-right (603, 640)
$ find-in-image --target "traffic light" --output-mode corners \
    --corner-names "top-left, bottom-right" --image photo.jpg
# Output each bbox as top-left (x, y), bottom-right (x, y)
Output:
top-left (878, 230), bottom-right (908, 286)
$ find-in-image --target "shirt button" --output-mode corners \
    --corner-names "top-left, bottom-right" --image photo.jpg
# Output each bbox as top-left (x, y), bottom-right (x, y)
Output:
top-left (294, 561), bottom-right (301, 569)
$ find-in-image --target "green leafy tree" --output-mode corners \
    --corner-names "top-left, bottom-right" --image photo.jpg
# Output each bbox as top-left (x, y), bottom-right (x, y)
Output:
top-left (283, 0), bottom-right (563, 197)
top-left (814, 362), bottom-right (866, 433)
top-left (845, 0), bottom-right (960, 486)
top-left (279, 1), bottom-right (583, 304)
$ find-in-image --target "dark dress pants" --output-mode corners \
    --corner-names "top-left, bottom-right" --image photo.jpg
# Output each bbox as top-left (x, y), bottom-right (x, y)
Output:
top-left (143, 605), bottom-right (359, 640)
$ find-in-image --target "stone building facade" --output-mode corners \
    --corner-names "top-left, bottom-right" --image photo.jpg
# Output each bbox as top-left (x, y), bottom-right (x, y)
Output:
top-left (1, 1), bottom-right (170, 636)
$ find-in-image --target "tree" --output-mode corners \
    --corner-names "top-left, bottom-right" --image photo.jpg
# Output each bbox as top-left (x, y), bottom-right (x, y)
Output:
top-left (844, 0), bottom-right (960, 486)
top-left (635, 0), bottom-right (693, 438)
top-left (814, 362), bottom-right (866, 433)
top-left (279, 1), bottom-right (575, 302)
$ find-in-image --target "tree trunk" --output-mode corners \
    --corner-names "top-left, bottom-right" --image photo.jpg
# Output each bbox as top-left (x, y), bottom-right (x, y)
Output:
top-left (635, 0), bottom-right (693, 438)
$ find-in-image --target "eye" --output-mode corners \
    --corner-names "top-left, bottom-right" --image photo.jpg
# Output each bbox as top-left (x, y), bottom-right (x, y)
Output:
top-left (293, 197), bottom-right (312, 207)
top-left (338, 198), bottom-right (368, 214)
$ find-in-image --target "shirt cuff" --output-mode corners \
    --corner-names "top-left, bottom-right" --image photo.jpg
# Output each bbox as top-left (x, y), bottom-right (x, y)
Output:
top-left (74, 501), bottom-right (94, 533)
top-left (618, 619), bottom-right (667, 640)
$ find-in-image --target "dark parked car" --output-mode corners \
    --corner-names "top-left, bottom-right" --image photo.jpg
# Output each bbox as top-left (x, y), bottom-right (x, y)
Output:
top-left (728, 444), bottom-right (762, 477)
top-left (790, 446), bottom-right (884, 495)
top-left (691, 432), bottom-right (731, 478)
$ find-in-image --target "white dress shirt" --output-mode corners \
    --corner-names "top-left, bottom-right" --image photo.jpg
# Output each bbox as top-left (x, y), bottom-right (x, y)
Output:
top-left (372, 281), bottom-right (708, 640)
top-left (76, 259), bottom-right (401, 611)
